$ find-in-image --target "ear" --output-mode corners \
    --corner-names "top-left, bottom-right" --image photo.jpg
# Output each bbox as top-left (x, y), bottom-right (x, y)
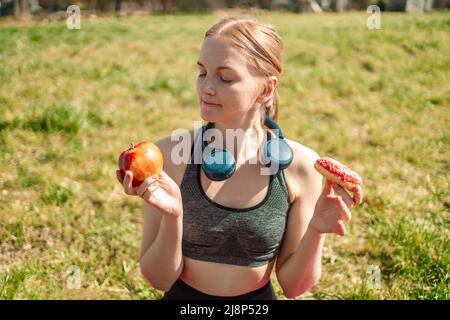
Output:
top-left (256, 76), bottom-right (279, 105)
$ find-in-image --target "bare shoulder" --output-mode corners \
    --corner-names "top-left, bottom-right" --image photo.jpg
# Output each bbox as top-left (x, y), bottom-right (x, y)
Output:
top-left (154, 128), bottom-right (197, 186)
top-left (283, 138), bottom-right (322, 202)
top-left (285, 139), bottom-right (321, 173)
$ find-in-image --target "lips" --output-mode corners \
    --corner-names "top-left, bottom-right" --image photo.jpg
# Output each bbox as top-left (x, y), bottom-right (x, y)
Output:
top-left (202, 99), bottom-right (221, 106)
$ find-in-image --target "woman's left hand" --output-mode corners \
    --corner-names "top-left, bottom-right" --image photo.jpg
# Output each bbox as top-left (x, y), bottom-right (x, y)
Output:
top-left (308, 180), bottom-right (363, 236)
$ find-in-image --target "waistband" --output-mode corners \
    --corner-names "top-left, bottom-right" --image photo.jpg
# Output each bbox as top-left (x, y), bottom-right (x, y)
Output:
top-left (165, 278), bottom-right (276, 300)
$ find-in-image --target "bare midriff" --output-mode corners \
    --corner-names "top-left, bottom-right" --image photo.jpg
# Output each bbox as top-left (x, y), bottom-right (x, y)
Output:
top-left (179, 257), bottom-right (275, 296)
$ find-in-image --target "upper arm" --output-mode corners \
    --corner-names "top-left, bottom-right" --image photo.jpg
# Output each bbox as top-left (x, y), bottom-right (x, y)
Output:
top-left (275, 142), bottom-right (323, 275)
top-left (139, 129), bottom-right (195, 260)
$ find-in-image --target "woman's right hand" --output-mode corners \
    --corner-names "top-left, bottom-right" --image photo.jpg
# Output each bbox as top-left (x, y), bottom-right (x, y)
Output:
top-left (116, 170), bottom-right (183, 218)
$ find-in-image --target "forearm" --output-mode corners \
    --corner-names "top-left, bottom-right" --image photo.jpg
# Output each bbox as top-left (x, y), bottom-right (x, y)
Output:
top-left (278, 226), bottom-right (326, 299)
top-left (140, 214), bottom-right (184, 291)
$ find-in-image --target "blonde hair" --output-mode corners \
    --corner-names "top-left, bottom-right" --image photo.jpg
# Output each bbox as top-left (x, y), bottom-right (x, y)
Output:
top-left (205, 16), bottom-right (284, 124)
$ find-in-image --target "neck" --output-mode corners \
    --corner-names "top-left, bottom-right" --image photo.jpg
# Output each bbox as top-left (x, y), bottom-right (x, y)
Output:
top-left (207, 110), bottom-right (269, 165)
top-left (213, 108), bottom-right (266, 134)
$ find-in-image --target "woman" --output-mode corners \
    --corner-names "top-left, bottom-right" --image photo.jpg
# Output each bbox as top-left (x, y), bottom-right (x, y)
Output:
top-left (116, 16), bottom-right (363, 300)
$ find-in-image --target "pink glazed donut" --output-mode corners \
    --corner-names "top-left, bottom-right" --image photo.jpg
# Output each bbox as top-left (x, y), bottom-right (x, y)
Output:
top-left (314, 157), bottom-right (363, 191)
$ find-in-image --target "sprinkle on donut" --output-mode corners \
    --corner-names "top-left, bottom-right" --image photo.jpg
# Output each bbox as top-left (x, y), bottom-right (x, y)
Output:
top-left (315, 157), bottom-right (363, 186)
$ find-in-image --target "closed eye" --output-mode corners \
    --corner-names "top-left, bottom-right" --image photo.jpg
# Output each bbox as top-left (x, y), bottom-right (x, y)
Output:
top-left (198, 73), bottom-right (233, 83)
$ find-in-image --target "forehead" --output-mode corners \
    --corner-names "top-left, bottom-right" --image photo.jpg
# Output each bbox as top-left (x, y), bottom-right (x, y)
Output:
top-left (198, 37), bottom-right (247, 69)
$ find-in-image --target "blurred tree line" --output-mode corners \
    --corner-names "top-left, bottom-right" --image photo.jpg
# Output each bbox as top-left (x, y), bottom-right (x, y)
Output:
top-left (1, 0), bottom-right (448, 17)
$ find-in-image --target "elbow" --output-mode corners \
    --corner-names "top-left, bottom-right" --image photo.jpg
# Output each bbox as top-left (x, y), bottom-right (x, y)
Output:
top-left (282, 273), bottom-right (321, 300)
top-left (140, 260), bottom-right (184, 292)
top-left (283, 284), bottom-right (315, 300)
top-left (140, 266), bottom-right (167, 292)
top-left (140, 265), bottom-right (177, 292)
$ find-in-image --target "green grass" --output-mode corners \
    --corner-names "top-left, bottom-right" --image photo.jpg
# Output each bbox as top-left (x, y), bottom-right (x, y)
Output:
top-left (0, 10), bottom-right (449, 300)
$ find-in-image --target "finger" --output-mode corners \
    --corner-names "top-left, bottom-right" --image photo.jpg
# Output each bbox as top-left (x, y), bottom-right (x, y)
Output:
top-left (336, 220), bottom-right (346, 236)
top-left (116, 170), bottom-right (124, 184)
top-left (157, 170), bottom-right (172, 183)
top-left (333, 184), bottom-right (355, 210)
top-left (322, 179), bottom-right (334, 196)
top-left (141, 182), bottom-right (160, 203)
top-left (157, 170), bottom-right (167, 179)
top-left (136, 176), bottom-right (158, 197)
top-left (124, 171), bottom-right (136, 195)
top-left (334, 196), bottom-right (352, 222)
top-left (155, 170), bottom-right (177, 188)
top-left (352, 184), bottom-right (363, 206)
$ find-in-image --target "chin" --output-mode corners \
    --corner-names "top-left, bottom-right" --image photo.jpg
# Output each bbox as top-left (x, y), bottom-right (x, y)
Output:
top-left (200, 108), bottom-right (222, 123)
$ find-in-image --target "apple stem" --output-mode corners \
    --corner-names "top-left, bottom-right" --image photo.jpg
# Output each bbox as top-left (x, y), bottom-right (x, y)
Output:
top-left (130, 143), bottom-right (134, 149)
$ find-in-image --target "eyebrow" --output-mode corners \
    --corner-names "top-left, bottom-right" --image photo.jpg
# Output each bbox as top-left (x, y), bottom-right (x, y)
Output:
top-left (197, 61), bottom-right (236, 71)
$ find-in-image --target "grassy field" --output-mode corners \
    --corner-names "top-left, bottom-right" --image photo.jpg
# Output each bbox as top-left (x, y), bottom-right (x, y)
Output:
top-left (0, 10), bottom-right (448, 300)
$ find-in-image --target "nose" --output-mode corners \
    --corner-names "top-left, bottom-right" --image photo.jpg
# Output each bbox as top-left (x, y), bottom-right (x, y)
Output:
top-left (198, 76), bottom-right (216, 96)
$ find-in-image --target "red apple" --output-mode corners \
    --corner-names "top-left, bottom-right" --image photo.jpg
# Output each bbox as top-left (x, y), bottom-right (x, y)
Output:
top-left (118, 141), bottom-right (164, 187)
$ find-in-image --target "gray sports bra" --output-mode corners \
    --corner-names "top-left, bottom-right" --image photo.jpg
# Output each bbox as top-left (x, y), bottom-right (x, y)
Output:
top-left (180, 127), bottom-right (292, 267)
